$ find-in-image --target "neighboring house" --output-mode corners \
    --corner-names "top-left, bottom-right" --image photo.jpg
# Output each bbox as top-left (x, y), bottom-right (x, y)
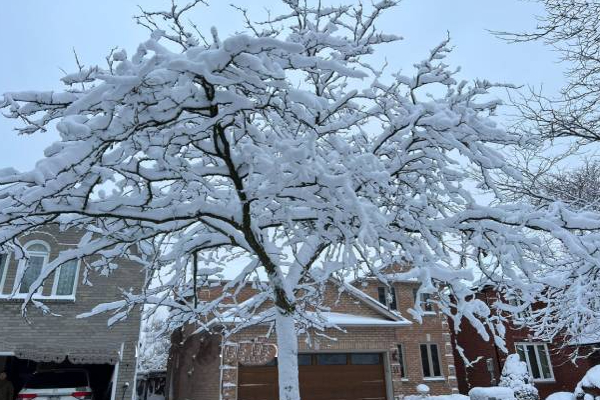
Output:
top-left (0, 226), bottom-right (145, 400)
top-left (166, 274), bottom-right (459, 400)
top-left (449, 286), bottom-right (600, 398)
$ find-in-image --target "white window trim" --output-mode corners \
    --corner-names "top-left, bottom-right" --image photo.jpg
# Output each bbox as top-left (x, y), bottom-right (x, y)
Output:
top-left (0, 240), bottom-right (79, 301)
top-left (515, 342), bottom-right (555, 382)
top-left (420, 343), bottom-right (444, 379)
top-left (397, 343), bottom-right (408, 381)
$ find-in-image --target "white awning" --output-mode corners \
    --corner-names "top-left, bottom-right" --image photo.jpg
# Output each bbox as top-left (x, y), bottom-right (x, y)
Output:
top-left (0, 340), bottom-right (120, 365)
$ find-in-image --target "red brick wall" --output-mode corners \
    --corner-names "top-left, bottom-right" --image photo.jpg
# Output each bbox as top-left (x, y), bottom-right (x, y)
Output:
top-left (449, 287), bottom-right (599, 398)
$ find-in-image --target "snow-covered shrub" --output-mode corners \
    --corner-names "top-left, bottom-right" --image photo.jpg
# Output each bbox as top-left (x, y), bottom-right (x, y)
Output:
top-left (417, 384), bottom-right (431, 398)
top-left (499, 354), bottom-right (539, 400)
top-left (575, 365), bottom-right (600, 400)
top-left (469, 387), bottom-right (515, 400)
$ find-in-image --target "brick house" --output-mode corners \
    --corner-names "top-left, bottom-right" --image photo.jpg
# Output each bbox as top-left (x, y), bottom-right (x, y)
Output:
top-left (0, 226), bottom-right (145, 400)
top-left (166, 276), bottom-right (459, 400)
top-left (449, 286), bottom-right (600, 398)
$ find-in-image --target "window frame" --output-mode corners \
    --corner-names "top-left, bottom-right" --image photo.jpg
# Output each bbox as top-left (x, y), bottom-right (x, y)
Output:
top-left (2, 240), bottom-right (80, 301)
top-left (14, 241), bottom-right (50, 296)
top-left (377, 286), bottom-right (397, 310)
top-left (0, 252), bottom-right (10, 295)
top-left (515, 342), bottom-right (555, 382)
top-left (420, 343), bottom-right (443, 379)
top-left (397, 344), bottom-right (408, 380)
top-left (508, 298), bottom-right (532, 322)
top-left (413, 288), bottom-right (435, 314)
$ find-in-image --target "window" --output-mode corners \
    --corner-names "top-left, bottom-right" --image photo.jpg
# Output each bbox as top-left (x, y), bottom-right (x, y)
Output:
top-left (350, 353), bottom-right (381, 365)
top-left (54, 260), bottom-right (78, 296)
top-left (18, 243), bottom-right (49, 294)
top-left (420, 344), bottom-right (442, 378)
top-left (397, 344), bottom-right (407, 378)
top-left (508, 298), bottom-right (531, 321)
top-left (317, 353), bottom-right (347, 365)
top-left (413, 289), bottom-right (434, 312)
top-left (378, 286), bottom-right (397, 310)
top-left (0, 253), bottom-right (8, 292)
top-left (516, 343), bottom-right (554, 381)
top-left (4, 241), bottom-right (79, 299)
top-left (298, 354), bottom-right (312, 366)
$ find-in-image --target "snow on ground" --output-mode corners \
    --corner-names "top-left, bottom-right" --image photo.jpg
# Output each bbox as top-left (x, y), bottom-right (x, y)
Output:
top-left (406, 395), bottom-right (469, 400)
top-left (469, 386), bottom-right (515, 400)
top-left (545, 392), bottom-right (574, 400)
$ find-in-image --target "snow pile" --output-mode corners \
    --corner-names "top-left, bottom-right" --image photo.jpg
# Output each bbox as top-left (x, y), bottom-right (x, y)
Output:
top-left (469, 387), bottom-right (515, 400)
top-left (499, 354), bottom-right (539, 400)
top-left (545, 393), bottom-right (573, 400)
top-left (417, 384), bottom-right (431, 396)
top-left (406, 395), bottom-right (469, 400)
top-left (575, 365), bottom-right (600, 399)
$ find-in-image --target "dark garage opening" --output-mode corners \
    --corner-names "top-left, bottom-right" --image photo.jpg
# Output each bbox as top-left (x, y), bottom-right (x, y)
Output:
top-left (0, 355), bottom-right (115, 400)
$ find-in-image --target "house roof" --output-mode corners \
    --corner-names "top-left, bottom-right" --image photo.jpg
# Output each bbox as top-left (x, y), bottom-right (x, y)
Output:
top-left (197, 278), bottom-right (412, 332)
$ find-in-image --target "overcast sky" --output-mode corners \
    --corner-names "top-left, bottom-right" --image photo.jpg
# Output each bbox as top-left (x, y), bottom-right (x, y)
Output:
top-left (0, 0), bottom-right (566, 172)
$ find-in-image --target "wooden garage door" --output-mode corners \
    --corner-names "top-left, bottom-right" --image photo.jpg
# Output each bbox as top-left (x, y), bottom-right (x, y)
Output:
top-left (238, 353), bottom-right (387, 400)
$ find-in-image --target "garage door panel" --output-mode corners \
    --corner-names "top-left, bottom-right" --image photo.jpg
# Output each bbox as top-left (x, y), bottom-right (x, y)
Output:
top-left (238, 354), bottom-right (387, 400)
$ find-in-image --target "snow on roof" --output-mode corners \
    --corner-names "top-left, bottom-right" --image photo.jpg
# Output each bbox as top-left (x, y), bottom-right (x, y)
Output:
top-left (212, 311), bottom-right (410, 327)
top-left (568, 333), bottom-right (600, 346)
top-left (318, 312), bottom-right (411, 326)
top-left (338, 280), bottom-right (412, 324)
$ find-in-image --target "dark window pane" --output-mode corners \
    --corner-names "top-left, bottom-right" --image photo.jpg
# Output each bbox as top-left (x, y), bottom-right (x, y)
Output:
top-left (397, 345), bottom-right (406, 378)
top-left (389, 288), bottom-right (397, 310)
top-left (423, 293), bottom-right (433, 312)
top-left (317, 353), bottom-right (347, 365)
top-left (536, 345), bottom-right (552, 379)
top-left (420, 344), bottom-right (431, 377)
top-left (351, 353), bottom-right (381, 365)
top-left (526, 345), bottom-right (541, 379)
top-left (264, 357), bottom-right (277, 366)
top-left (378, 287), bottom-right (386, 305)
top-left (25, 370), bottom-right (89, 389)
top-left (298, 354), bottom-right (312, 366)
top-left (430, 344), bottom-right (441, 376)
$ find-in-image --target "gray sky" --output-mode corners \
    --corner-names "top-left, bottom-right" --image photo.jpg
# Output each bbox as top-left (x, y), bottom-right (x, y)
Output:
top-left (0, 0), bottom-right (565, 171)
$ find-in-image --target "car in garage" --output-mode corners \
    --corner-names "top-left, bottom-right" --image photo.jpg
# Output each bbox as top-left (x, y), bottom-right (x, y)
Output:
top-left (17, 368), bottom-right (94, 400)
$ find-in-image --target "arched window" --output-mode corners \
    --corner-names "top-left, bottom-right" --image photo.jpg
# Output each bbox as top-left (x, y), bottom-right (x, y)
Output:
top-left (19, 241), bottom-right (50, 294)
top-left (12, 241), bottom-right (79, 298)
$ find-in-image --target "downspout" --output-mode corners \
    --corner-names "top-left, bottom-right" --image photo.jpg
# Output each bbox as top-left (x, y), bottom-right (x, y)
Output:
top-left (483, 290), bottom-right (503, 383)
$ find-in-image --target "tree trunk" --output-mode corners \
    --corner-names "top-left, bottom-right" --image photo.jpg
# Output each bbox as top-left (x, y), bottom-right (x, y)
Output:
top-left (276, 310), bottom-right (300, 400)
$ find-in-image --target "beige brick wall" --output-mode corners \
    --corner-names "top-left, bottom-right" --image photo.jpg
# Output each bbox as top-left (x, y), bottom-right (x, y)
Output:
top-left (0, 226), bottom-right (144, 400)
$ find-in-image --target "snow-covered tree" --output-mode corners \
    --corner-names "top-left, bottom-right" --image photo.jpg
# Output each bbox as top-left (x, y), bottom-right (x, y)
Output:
top-left (2, 1), bottom-right (600, 399)
top-left (138, 312), bottom-right (171, 373)
top-left (497, 0), bottom-right (600, 149)
top-left (499, 354), bottom-right (539, 400)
